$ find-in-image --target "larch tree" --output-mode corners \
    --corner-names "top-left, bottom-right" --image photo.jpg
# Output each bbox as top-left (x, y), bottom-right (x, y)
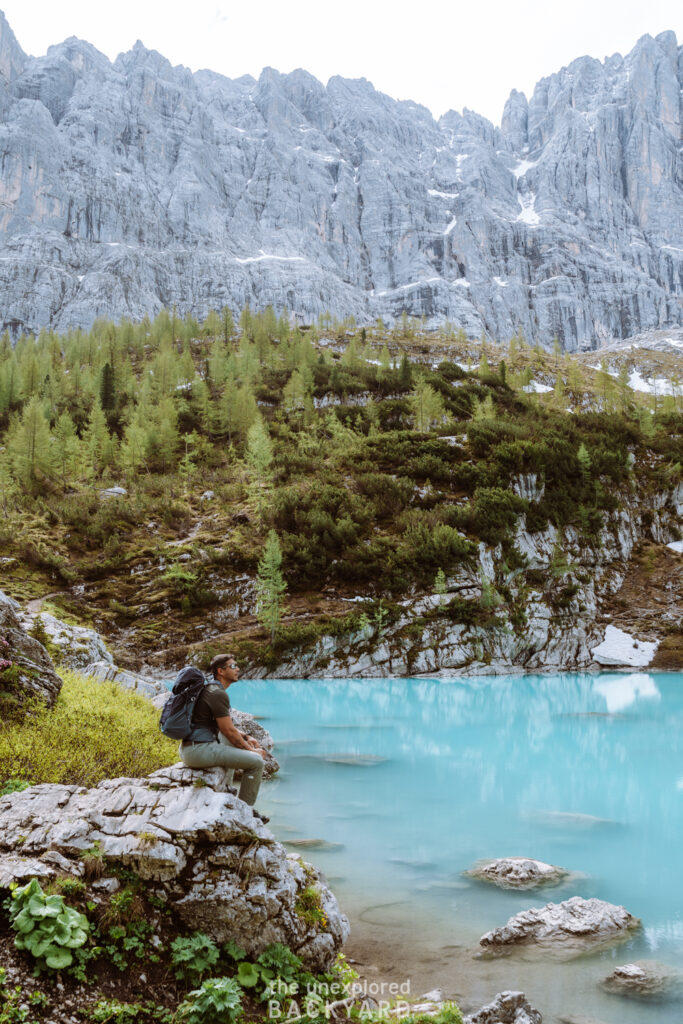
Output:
top-left (255, 530), bottom-right (287, 642)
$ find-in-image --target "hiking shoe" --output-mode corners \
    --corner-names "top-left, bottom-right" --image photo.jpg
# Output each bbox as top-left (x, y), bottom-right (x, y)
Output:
top-left (253, 809), bottom-right (270, 824)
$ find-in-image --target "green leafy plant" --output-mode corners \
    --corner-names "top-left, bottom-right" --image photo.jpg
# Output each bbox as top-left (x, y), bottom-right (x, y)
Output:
top-left (99, 886), bottom-right (138, 928)
top-left (403, 1003), bottom-right (464, 1024)
top-left (99, 920), bottom-right (155, 972)
top-left (0, 779), bottom-right (30, 797)
top-left (295, 886), bottom-right (328, 929)
top-left (175, 977), bottom-right (243, 1024)
top-left (170, 932), bottom-right (220, 986)
top-left (8, 877), bottom-right (90, 975)
top-left (0, 965), bottom-right (45, 1024)
top-left (50, 877), bottom-right (86, 898)
top-left (222, 939), bottom-right (247, 961)
top-left (89, 999), bottom-right (173, 1024)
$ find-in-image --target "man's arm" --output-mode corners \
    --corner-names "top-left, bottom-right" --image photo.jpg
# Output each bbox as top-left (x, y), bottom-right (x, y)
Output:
top-left (216, 716), bottom-right (266, 756)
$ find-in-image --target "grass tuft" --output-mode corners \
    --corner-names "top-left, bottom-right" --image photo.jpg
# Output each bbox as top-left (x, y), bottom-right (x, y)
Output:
top-left (0, 669), bottom-right (177, 789)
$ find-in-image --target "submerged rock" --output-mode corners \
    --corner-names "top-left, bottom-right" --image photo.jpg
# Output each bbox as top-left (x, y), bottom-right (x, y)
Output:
top-left (480, 897), bottom-right (639, 954)
top-left (465, 991), bottom-right (542, 1024)
top-left (601, 961), bottom-right (683, 1000)
top-left (0, 764), bottom-right (348, 970)
top-left (466, 857), bottom-right (569, 890)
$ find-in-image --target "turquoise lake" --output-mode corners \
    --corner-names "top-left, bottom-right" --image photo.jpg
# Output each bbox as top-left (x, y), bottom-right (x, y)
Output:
top-left (241, 671), bottom-right (683, 1024)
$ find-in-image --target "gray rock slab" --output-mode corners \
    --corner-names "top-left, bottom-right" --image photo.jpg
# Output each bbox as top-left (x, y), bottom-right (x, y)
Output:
top-left (0, 764), bottom-right (348, 970)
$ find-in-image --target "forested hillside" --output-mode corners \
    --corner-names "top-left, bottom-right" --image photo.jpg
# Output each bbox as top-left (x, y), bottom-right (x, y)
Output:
top-left (1, 309), bottom-right (681, 671)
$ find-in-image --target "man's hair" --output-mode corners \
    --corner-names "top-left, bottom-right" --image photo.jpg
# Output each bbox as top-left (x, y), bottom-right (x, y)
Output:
top-left (209, 653), bottom-right (235, 679)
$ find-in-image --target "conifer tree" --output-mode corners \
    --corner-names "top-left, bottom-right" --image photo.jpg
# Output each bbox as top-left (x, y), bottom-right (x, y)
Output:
top-left (147, 397), bottom-right (179, 472)
top-left (9, 396), bottom-right (56, 488)
top-left (399, 354), bottom-right (412, 389)
top-left (411, 379), bottom-right (446, 431)
top-left (256, 530), bottom-right (287, 642)
top-left (221, 306), bottom-right (235, 345)
top-left (232, 385), bottom-right (259, 442)
top-left (84, 402), bottom-right (116, 478)
top-left (99, 362), bottom-right (116, 418)
top-left (120, 411), bottom-right (149, 478)
top-left (53, 411), bottom-right (80, 491)
top-left (246, 415), bottom-right (273, 516)
top-left (577, 442), bottom-right (591, 477)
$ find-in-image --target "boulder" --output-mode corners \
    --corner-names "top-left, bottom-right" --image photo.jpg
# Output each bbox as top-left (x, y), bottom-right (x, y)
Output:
top-left (465, 991), bottom-right (542, 1024)
top-left (466, 857), bottom-right (569, 890)
top-left (601, 961), bottom-right (683, 1000)
top-left (231, 707), bottom-right (280, 779)
top-left (480, 897), bottom-right (639, 954)
top-left (0, 764), bottom-right (347, 970)
top-left (19, 611), bottom-right (113, 672)
top-left (0, 589), bottom-right (62, 712)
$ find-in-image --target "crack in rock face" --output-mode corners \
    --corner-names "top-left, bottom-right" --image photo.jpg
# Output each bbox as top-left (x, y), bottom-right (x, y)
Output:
top-left (0, 764), bottom-right (349, 971)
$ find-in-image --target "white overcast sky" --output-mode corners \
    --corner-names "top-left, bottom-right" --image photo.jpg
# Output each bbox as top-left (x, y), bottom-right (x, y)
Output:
top-left (2, 0), bottom-right (680, 124)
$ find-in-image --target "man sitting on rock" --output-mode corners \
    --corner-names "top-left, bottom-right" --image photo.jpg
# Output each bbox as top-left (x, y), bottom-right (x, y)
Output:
top-left (178, 654), bottom-right (268, 820)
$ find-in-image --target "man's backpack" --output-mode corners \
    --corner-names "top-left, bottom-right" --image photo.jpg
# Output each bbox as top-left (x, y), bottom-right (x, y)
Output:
top-left (159, 666), bottom-right (208, 740)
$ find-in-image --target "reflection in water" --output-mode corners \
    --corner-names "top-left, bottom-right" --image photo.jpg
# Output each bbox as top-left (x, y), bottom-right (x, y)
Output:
top-left (242, 671), bottom-right (683, 1024)
top-left (594, 672), bottom-right (661, 713)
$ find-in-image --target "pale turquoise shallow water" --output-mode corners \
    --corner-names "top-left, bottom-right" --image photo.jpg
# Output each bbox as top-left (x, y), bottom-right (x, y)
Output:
top-left (240, 672), bottom-right (683, 1024)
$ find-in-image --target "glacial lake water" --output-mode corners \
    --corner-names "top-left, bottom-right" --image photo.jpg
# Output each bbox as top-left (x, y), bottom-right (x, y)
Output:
top-left (241, 671), bottom-right (683, 1024)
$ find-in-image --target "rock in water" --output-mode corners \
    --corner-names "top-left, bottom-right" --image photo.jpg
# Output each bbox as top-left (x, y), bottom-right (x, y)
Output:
top-left (0, 10), bottom-right (680, 347)
top-left (0, 764), bottom-right (348, 970)
top-left (465, 991), bottom-right (543, 1024)
top-left (480, 896), bottom-right (639, 954)
top-left (601, 961), bottom-right (683, 999)
top-left (0, 589), bottom-right (63, 712)
top-left (466, 857), bottom-right (569, 890)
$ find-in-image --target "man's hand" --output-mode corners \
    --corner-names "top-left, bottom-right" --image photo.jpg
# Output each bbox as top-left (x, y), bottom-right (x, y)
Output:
top-left (242, 732), bottom-right (267, 759)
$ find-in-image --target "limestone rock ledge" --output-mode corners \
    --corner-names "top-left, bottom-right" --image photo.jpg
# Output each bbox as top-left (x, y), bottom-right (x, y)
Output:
top-left (480, 897), bottom-right (640, 956)
top-left (0, 764), bottom-right (348, 971)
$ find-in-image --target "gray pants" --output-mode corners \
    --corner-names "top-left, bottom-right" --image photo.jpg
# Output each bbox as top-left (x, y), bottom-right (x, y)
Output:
top-left (179, 734), bottom-right (264, 806)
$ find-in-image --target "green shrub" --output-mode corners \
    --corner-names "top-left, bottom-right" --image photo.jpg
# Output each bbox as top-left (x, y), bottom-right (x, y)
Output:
top-left (404, 1002), bottom-right (464, 1024)
top-left (8, 878), bottom-right (90, 975)
top-left (0, 669), bottom-right (177, 788)
top-left (175, 977), bottom-right (243, 1024)
top-left (89, 999), bottom-right (172, 1024)
top-left (171, 933), bottom-right (220, 986)
top-left (469, 487), bottom-right (528, 545)
top-left (0, 778), bottom-right (30, 797)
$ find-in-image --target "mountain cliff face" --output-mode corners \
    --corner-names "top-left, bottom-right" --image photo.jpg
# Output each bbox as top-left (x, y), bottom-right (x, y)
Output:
top-left (0, 13), bottom-right (681, 347)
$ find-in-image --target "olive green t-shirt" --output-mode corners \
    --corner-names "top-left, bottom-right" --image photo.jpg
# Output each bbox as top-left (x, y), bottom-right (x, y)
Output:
top-left (191, 683), bottom-right (231, 736)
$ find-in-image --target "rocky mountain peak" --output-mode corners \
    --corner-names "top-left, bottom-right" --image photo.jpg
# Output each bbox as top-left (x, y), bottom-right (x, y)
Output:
top-left (0, 9), bottom-right (26, 84)
top-left (0, 17), bottom-right (680, 348)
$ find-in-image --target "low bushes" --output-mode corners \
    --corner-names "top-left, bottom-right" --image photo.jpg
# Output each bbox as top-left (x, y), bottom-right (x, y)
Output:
top-left (0, 669), bottom-right (177, 789)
